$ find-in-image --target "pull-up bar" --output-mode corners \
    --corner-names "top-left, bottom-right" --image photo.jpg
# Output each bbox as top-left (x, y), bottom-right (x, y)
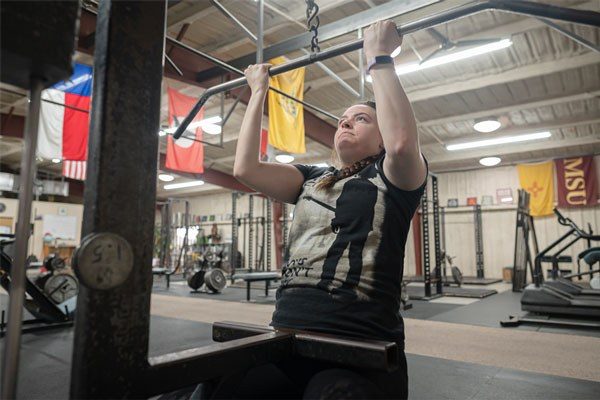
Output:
top-left (174, 0), bottom-right (600, 140)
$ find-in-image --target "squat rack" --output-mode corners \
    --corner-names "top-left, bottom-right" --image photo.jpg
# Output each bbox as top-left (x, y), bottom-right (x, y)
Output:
top-left (1, 1), bottom-right (599, 398)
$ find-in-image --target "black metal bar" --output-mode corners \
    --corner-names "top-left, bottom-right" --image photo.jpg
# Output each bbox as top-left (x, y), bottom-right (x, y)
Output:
top-left (474, 204), bottom-right (484, 279)
top-left (69, 1), bottom-right (165, 398)
top-left (174, 0), bottom-right (600, 140)
top-left (212, 321), bottom-right (399, 372)
top-left (421, 187), bottom-right (431, 298)
top-left (432, 175), bottom-right (442, 294)
top-left (42, 98), bottom-right (90, 113)
top-left (165, 36), bottom-right (337, 125)
top-left (143, 332), bottom-right (293, 398)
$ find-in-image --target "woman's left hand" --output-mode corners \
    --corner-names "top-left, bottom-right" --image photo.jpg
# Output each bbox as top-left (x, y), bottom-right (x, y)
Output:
top-left (363, 20), bottom-right (403, 60)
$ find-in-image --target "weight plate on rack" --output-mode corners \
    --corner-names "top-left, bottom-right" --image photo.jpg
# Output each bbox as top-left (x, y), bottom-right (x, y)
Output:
top-left (44, 273), bottom-right (79, 304)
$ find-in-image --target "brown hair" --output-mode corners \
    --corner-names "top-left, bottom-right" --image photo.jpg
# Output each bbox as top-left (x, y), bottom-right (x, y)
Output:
top-left (315, 100), bottom-right (381, 190)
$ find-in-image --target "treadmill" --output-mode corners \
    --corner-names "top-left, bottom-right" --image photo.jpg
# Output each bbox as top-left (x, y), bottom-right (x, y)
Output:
top-left (521, 209), bottom-right (600, 318)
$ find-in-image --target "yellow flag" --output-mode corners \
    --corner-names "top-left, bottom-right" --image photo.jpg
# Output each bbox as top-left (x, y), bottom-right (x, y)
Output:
top-left (268, 56), bottom-right (306, 153)
top-left (517, 161), bottom-right (555, 217)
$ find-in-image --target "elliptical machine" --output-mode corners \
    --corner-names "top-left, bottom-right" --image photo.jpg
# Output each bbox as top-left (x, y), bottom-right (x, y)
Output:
top-left (520, 209), bottom-right (600, 318)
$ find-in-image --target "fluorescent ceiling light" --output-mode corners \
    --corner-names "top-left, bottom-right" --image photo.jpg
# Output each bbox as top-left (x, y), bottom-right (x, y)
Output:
top-left (500, 197), bottom-right (514, 203)
top-left (164, 180), bottom-right (205, 190)
top-left (158, 173), bottom-right (175, 182)
top-left (367, 38), bottom-right (512, 82)
top-left (51, 158), bottom-right (61, 164)
top-left (474, 119), bottom-right (501, 133)
top-left (446, 131), bottom-right (551, 151)
top-left (390, 45), bottom-right (402, 58)
top-left (158, 130), bottom-right (167, 137)
top-left (312, 162), bottom-right (329, 168)
top-left (275, 154), bottom-right (295, 164)
top-left (479, 156), bottom-right (501, 167)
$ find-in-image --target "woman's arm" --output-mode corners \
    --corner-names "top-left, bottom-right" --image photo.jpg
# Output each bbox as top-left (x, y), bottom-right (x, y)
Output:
top-left (365, 21), bottom-right (427, 190)
top-left (233, 64), bottom-right (305, 204)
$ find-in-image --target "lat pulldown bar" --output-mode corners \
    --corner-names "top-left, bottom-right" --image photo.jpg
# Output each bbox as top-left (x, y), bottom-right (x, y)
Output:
top-left (173, 0), bottom-right (600, 140)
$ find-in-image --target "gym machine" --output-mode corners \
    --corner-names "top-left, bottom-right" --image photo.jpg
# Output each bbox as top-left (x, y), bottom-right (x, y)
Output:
top-left (511, 190), bottom-right (539, 292)
top-left (503, 208), bottom-right (600, 328)
top-left (3, 0), bottom-right (599, 397)
top-left (0, 235), bottom-right (77, 338)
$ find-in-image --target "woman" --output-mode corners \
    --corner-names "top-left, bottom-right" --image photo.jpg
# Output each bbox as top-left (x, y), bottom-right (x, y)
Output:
top-left (232, 20), bottom-right (427, 400)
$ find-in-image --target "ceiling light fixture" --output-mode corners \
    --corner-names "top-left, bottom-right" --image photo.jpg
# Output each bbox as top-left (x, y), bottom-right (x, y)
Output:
top-left (366, 38), bottom-right (512, 82)
top-left (479, 156), bottom-right (501, 166)
top-left (275, 154), bottom-right (295, 164)
top-left (474, 118), bottom-right (501, 133)
top-left (390, 45), bottom-right (402, 58)
top-left (51, 158), bottom-right (61, 164)
top-left (158, 173), bottom-right (175, 182)
top-left (164, 180), bottom-right (205, 190)
top-left (446, 131), bottom-right (551, 151)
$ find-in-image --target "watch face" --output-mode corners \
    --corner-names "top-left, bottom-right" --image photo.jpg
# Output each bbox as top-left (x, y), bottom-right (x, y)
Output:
top-left (0, 203), bottom-right (5, 213)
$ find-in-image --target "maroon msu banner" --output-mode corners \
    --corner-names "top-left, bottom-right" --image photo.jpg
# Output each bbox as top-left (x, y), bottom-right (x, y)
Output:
top-left (554, 156), bottom-right (598, 207)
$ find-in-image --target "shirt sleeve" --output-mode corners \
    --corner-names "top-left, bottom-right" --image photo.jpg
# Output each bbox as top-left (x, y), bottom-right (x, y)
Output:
top-left (293, 164), bottom-right (329, 182)
top-left (376, 154), bottom-right (429, 199)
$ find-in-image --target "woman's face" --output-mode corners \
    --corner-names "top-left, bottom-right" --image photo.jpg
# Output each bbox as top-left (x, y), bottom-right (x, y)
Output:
top-left (334, 104), bottom-right (383, 166)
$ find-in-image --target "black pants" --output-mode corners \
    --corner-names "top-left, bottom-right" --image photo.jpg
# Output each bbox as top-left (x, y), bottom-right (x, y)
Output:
top-left (214, 351), bottom-right (408, 399)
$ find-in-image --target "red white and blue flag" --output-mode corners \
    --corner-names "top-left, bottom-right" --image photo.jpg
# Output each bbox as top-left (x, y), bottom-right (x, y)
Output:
top-left (37, 63), bottom-right (92, 180)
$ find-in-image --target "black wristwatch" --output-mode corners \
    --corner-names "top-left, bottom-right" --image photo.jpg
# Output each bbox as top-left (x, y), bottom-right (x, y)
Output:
top-left (367, 55), bottom-right (393, 73)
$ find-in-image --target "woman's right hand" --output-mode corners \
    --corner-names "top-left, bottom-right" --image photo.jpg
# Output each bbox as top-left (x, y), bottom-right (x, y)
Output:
top-left (244, 63), bottom-right (271, 94)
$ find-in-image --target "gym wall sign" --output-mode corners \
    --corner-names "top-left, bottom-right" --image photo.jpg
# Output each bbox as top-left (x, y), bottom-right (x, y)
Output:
top-left (554, 156), bottom-right (599, 207)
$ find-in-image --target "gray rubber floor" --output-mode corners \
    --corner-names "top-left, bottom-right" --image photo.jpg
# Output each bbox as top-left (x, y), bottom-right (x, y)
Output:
top-left (6, 315), bottom-right (600, 399)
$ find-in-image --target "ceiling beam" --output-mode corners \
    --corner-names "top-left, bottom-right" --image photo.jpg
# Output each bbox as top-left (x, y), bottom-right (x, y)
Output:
top-left (196, 0), bottom-right (441, 82)
top-left (206, 0), bottom-right (358, 54)
top-left (407, 52), bottom-right (600, 103)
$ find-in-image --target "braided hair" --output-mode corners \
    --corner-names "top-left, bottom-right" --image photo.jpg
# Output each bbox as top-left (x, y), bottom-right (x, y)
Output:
top-left (315, 100), bottom-right (381, 190)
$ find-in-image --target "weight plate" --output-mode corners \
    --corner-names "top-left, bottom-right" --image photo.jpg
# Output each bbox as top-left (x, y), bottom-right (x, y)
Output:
top-left (73, 232), bottom-right (134, 290)
top-left (44, 273), bottom-right (79, 304)
top-left (187, 270), bottom-right (205, 290)
top-left (204, 268), bottom-right (226, 293)
top-left (451, 266), bottom-right (463, 286)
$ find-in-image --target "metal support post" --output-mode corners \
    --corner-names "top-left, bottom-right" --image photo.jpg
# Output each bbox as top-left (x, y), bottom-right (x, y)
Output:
top-left (69, 1), bottom-right (166, 397)
top-left (358, 28), bottom-right (365, 100)
top-left (248, 195), bottom-right (254, 271)
top-left (1, 77), bottom-right (43, 400)
top-left (257, 0), bottom-right (264, 64)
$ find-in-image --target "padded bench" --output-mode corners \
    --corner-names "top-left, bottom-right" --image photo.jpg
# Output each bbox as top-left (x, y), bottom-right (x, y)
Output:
top-left (232, 272), bottom-right (280, 301)
top-left (152, 268), bottom-right (174, 288)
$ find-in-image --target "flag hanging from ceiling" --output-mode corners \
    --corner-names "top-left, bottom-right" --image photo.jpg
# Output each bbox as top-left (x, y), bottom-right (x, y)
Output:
top-left (37, 63), bottom-right (93, 180)
top-left (267, 56), bottom-right (306, 154)
top-left (166, 88), bottom-right (205, 174)
top-left (517, 161), bottom-right (555, 217)
top-left (260, 129), bottom-right (268, 161)
top-left (555, 156), bottom-right (598, 207)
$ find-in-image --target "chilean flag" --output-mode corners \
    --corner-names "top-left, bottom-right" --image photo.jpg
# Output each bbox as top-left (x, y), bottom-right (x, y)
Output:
top-left (166, 87), bottom-right (204, 174)
top-left (37, 63), bottom-right (92, 180)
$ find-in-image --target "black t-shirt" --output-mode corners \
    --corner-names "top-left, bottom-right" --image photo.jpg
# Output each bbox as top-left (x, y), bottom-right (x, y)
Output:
top-left (271, 154), bottom-right (427, 344)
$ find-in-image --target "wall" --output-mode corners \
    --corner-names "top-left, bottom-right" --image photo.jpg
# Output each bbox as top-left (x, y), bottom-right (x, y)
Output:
top-left (0, 197), bottom-right (84, 260)
top-left (404, 156), bottom-right (600, 279)
top-left (138, 153), bottom-right (600, 279)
